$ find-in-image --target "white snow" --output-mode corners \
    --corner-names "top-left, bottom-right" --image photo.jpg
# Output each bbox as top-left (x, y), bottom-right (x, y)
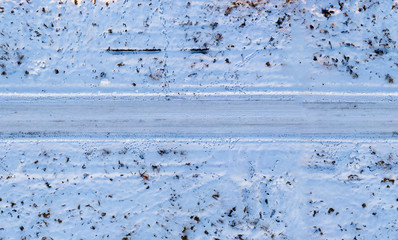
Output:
top-left (0, 0), bottom-right (397, 94)
top-left (0, 139), bottom-right (397, 239)
top-left (0, 0), bottom-right (398, 239)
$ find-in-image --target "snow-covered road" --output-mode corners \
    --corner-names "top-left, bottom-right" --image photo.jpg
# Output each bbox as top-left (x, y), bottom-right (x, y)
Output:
top-left (1, 96), bottom-right (397, 139)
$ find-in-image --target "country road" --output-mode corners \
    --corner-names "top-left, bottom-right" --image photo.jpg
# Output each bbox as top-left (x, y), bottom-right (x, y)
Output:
top-left (1, 95), bottom-right (397, 139)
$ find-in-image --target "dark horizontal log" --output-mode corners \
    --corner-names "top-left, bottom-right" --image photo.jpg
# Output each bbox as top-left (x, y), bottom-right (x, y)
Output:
top-left (187, 48), bottom-right (210, 54)
top-left (106, 47), bottom-right (211, 54)
top-left (106, 47), bottom-right (162, 52)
